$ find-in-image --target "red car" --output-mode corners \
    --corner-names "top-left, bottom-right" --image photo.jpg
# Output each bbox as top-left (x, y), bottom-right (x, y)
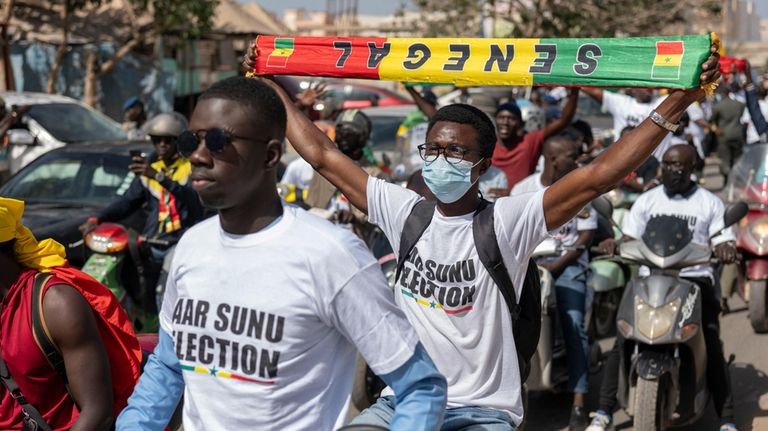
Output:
top-left (322, 83), bottom-right (412, 110)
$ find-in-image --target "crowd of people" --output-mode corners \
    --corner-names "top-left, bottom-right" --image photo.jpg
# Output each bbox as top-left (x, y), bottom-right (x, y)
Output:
top-left (1, 37), bottom-right (766, 431)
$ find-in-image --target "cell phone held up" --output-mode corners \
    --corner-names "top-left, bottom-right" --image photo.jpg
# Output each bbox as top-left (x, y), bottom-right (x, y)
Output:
top-left (129, 149), bottom-right (147, 163)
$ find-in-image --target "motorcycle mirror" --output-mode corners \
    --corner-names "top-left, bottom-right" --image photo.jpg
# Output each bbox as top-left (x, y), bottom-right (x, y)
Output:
top-left (723, 200), bottom-right (748, 228)
top-left (592, 195), bottom-right (614, 220)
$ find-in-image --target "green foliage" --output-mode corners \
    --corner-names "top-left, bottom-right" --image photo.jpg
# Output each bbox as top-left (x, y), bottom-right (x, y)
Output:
top-left (131, 0), bottom-right (217, 37)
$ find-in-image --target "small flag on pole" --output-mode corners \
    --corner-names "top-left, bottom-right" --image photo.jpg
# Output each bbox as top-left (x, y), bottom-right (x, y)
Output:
top-left (652, 41), bottom-right (684, 80)
top-left (267, 38), bottom-right (295, 68)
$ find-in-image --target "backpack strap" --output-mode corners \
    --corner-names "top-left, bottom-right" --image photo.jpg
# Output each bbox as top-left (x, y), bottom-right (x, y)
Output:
top-left (31, 274), bottom-right (80, 409)
top-left (472, 199), bottom-right (520, 321)
top-left (31, 274), bottom-right (67, 384)
top-left (0, 354), bottom-right (54, 431)
top-left (394, 199), bottom-right (437, 285)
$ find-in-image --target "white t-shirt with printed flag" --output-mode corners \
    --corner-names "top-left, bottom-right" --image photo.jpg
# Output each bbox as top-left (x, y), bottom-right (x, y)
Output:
top-left (159, 206), bottom-right (419, 431)
top-left (623, 186), bottom-right (735, 280)
top-left (603, 91), bottom-right (672, 161)
top-left (367, 177), bottom-right (550, 426)
top-left (511, 173), bottom-right (597, 267)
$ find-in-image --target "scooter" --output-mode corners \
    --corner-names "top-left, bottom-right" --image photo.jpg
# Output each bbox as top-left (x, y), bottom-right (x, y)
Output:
top-left (595, 199), bottom-right (747, 430)
top-left (587, 196), bottom-right (637, 338)
top-left (733, 182), bottom-right (768, 333)
top-left (78, 222), bottom-right (171, 333)
top-left (526, 238), bottom-right (602, 392)
top-left (724, 143), bottom-right (768, 332)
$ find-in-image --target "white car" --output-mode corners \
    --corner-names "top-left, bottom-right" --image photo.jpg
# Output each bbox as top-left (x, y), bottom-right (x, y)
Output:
top-left (0, 92), bottom-right (129, 179)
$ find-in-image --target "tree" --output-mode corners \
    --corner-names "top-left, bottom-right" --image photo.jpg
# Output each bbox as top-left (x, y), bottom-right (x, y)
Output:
top-left (410, 0), bottom-right (722, 38)
top-left (16, 0), bottom-right (216, 106)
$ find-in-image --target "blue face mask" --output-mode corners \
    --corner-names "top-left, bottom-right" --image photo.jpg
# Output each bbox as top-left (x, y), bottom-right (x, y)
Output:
top-left (422, 156), bottom-right (482, 203)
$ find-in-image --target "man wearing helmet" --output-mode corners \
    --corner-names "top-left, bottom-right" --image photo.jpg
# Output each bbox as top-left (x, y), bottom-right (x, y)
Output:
top-left (306, 109), bottom-right (386, 240)
top-left (492, 88), bottom-right (579, 188)
top-left (80, 113), bottom-right (204, 310)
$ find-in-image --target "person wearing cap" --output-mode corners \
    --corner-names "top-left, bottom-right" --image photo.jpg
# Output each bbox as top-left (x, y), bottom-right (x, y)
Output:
top-left (492, 88), bottom-right (579, 188)
top-left (123, 97), bottom-right (148, 141)
top-left (0, 197), bottom-right (119, 430)
top-left (80, 113), bottom-right (204, 311)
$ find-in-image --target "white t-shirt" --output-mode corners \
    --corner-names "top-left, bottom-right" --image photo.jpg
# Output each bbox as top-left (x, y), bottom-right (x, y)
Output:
top-left (511, 173), bottom-right (597, 266)
top-left (686, 103), bottom-right (707, 159)
top-left (367, 177), bottom-right (550, 425)
top-left (603, 91), bottom-right (671, 161)
top-left (741, 97), bottom-right (768, 144)
top-left (159, 206), bottom-right (419, 431)
top-left (281, 157), bottom-right (315, 190)
top-left (479, 165), bottom-right (510, 202)
top-left (623, 186), bottom-right (735, 280)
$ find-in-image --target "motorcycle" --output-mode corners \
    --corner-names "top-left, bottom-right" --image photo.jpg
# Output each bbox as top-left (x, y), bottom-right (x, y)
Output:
top-left (587, 195), bottom-right (637, 338)
top-left (77, 222), bottom-right (172, 333)
top-left (594, 199), bottom-right (746, 430)
top-left (526, 238), bottom-right (602, 393)
top-left (724, 143), bottom-right (768, 333)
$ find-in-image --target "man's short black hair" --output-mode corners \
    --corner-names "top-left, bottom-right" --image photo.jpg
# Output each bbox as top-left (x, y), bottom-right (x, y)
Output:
top-left (199, 76), bottom-right (287, 141)
top-left (427, 104), bottom-right (497, 158)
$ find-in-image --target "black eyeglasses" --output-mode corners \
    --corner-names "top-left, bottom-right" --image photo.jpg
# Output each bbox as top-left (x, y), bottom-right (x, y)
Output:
top-left (418, 143), bottom-right (482, 165)
top-left (178, 128), bottom-right (264, 159)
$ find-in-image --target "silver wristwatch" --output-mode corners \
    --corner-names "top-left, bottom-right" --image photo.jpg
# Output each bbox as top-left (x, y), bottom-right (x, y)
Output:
top-left (154, 171), bottom-right (166, 183)
top-left (649, 110), bottom-right (681, 134)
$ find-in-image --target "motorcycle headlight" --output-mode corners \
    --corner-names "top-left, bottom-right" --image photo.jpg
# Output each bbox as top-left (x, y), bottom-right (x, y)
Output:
top-left (748, 218), bottom-right (768, 245)
top-left (636, 297), bottom-right (681, 341)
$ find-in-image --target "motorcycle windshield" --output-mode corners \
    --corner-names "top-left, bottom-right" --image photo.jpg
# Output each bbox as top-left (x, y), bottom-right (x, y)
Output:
top-left (641, 215), bottom-right (693, 257)
top-left (726, 143), bottom-right (768, 207)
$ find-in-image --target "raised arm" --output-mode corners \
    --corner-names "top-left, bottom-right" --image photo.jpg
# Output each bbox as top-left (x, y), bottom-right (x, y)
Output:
top-left (260, 78), bottom-right (371, 213)
top-left (405, 86), bottom-right (438, 119)
top-left (580, 87), bottom-right (604, 104)
top-left (542, 87), bottom-right (579, 139)
top-left (542, 45), bottom-right (720, 230)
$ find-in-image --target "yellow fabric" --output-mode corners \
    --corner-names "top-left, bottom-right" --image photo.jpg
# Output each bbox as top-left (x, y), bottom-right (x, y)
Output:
top-left (377, 37), bottom-right (540, 86)
top-left (653, 53), bottom-right (683, 67)
top-left (0, 197), bottom-right (67, 270)
top-left (139, 157), bottom-right (191, 201)
top-left (139, 158), bottom-right (191, 234)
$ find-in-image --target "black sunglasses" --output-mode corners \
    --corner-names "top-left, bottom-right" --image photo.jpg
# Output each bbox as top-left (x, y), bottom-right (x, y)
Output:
top-left (178, 128), bottom-right (237, 159)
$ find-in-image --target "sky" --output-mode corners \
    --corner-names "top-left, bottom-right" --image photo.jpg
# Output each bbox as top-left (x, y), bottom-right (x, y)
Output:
top-left (250, 0), bottom-right (768, 19)
top-left (244, 0), bottom-right (408, 17)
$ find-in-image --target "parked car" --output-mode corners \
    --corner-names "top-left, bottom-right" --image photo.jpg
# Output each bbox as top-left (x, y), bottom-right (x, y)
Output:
top-left (0, 141), bottom-right (152, 267)
top-left (1, 91), bottom-right (129, 178)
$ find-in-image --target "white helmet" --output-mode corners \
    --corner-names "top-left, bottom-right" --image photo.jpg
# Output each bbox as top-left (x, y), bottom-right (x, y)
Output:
top-left (520, 104), bottom-right (544, 133)
top-left (145, 112), bottom-right (188, 137)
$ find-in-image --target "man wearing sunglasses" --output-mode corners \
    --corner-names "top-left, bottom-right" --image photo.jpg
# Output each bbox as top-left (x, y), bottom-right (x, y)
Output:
top-left (247, 42), bottom-right (722, 430)
top-left (117, 77), bottom-right (447, 430)
top-left (80, 113), bottom-right (204, 310)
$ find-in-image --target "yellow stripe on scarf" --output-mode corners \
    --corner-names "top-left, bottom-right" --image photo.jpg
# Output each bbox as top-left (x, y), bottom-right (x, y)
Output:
top-left (0, 197), bottom-right (67, 270)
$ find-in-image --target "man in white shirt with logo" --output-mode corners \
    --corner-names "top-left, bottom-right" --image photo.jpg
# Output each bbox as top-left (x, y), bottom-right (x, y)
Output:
top-left (249, 43), bottom-right (721, 430)
top-left (586, 144), bottom-right (739, 431)
top-left (117, 77), bottom-right (448, 431)
top-left (582, 87), bottom-right (672, 162)
top-left (512, 134), bottom-right (597, 429)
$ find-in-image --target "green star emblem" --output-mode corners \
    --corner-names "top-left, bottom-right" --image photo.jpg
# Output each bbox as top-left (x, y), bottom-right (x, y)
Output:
top-left (430, 301), bottom-right (437, 308)
top-left (209, 367), bottom-right (218, 376)
top-left (665, 56), bottom-right (671, 63)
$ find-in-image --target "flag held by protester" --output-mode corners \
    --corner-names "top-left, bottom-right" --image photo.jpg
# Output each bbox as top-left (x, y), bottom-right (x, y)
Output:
top-left (248, 34), bottom-right (715, 89)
